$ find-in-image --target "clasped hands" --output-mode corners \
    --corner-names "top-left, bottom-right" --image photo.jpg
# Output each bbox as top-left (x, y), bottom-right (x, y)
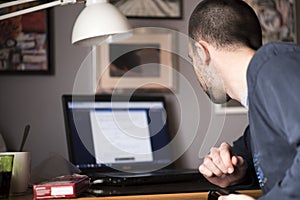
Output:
top-left (199, 142), bottom-right (255, 200)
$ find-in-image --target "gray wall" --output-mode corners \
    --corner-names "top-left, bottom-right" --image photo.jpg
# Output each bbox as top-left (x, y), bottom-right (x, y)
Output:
top-left (1, 0), bottom-right (298, 170)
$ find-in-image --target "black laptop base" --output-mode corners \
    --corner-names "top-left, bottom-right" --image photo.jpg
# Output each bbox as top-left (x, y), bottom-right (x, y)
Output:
top-left (88, 178), bottom-right (260, 197)
top-left (87, 169), bottom-right (203, 186)
top-left (88, 179), bottom-right (216, 197)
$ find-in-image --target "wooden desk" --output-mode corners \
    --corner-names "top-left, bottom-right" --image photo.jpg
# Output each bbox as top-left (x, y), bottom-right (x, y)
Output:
top-left (80, 190), bottom-right (262, 200)
top-left (11, 189), bottom-right (262, 200)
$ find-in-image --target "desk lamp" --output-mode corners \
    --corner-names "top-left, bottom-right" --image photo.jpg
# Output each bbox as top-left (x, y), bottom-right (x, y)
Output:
top-left (0, 0), bottom-right (132, 46)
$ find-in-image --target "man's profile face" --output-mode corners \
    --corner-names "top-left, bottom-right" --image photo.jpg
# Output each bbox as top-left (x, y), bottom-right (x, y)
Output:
top-left (188, 40), bottom-right (230, 104)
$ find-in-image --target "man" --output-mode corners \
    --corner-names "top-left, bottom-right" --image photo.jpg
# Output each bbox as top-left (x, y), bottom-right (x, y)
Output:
top-left (188, 0), bottom-right (300, 199)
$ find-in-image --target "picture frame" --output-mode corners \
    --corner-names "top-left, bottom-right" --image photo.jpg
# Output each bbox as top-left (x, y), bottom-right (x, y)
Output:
top-left (244, 0), bottom-right (297, 44)
top-left (0, 9), bottom-right (52, 75)
top-left (95, 28), bottom-right (177, 93)
top-left (110, 0), bottom-right (183, 19)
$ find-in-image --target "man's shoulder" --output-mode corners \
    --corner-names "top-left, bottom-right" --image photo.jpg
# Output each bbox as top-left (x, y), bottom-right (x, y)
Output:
top-left (260, 41), bottom-right (300, 54)
top-left (247, 42), bottom-right (300, 90)
top-left (249, 42), bottom-right (299, 72)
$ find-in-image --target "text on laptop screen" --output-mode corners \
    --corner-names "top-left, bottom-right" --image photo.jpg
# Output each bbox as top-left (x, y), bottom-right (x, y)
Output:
top-left (63, 96), bottom-right (172, 171)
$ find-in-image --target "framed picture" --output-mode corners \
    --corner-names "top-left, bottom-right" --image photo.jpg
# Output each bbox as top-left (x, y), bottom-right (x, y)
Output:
top-left (95, 28), bottom-right (177, 93)
top-left (0, 9), bottom-right (52, 75)
top-left (110, 0), bottom-right (183, 19)
top-left (214, 99), bottom-right (247, 114)
top-left (244, 0), bottom-right (297, 43)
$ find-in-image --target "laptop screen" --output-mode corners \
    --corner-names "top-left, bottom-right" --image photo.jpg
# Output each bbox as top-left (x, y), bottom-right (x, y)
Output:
top-left (62, 95), bottom-right (172, 173)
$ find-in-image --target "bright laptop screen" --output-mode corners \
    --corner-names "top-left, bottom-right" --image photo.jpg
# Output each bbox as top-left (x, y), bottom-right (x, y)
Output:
top-left (62, 95), bottom-right (172, 172)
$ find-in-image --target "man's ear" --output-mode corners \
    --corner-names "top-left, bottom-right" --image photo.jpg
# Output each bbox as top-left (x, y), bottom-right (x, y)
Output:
top-left (195, 40), bottom-right (210, 65)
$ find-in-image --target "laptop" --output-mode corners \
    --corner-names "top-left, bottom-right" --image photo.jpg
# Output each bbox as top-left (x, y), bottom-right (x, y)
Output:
top-left (62, 94), bottom-right (202, 186)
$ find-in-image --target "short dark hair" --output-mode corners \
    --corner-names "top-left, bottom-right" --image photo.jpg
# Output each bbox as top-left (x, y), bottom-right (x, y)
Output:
top-left (189, 0), bottom-right (262, 50)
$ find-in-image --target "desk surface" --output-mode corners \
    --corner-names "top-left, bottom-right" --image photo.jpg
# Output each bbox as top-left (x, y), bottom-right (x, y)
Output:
top-left (11, 189), bottom-right (262, 200)
top-left (12, 177), bottom-right (261, 200)
top-left (83, 190), bottom-right (262, 200)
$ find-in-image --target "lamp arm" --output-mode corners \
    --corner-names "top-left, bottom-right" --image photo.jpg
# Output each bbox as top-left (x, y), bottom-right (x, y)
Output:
top-left (0, 0), bottom-right (81, 21)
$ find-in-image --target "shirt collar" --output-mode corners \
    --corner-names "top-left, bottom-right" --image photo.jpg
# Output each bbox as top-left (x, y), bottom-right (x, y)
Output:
top-left (241, 90), bottom-right (249, 109)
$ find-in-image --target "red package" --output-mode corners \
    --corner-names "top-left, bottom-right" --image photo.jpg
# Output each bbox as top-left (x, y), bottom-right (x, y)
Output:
top-left (33, 174), bottom-right (90, 199)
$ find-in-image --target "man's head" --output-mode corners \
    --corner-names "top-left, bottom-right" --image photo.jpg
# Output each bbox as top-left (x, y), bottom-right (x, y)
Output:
top-left (188, 0), bottom-right (262, 104)
top-left (189, 0), bottom-right (262, 50)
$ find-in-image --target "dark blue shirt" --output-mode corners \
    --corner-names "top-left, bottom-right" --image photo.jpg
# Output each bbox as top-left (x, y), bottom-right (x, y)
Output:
top-left (241, 42), bottom-right (300, 199)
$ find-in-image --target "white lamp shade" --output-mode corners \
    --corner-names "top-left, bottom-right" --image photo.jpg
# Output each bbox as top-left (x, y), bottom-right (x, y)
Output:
top-left (72, 0), bottom-right (132, 46)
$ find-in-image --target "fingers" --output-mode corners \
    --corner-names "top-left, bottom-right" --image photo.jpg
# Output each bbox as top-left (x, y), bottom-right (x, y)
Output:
top-left (219, 194), bottom-right (236, 200)
top-left (232, 155), bottom-right (245, 168)
top-left (219, 143), bottom-right (234, 174)
top-left (199, 142), bottom-right (234, 177)
top-left (218, 194), bottom-right (255, 200)
top-left (199, 156), bottom-right (223, 177)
